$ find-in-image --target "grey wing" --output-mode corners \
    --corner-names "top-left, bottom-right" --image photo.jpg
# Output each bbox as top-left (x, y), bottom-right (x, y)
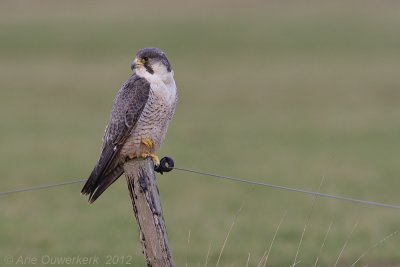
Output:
top-left (103, 75), bottom-right (150, 146)
top-left (81, 74), bottom-right (150, 199)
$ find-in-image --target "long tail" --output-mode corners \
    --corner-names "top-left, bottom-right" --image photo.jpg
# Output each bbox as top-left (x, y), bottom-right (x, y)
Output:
top-left (81, 165), bottom-right (124, 203)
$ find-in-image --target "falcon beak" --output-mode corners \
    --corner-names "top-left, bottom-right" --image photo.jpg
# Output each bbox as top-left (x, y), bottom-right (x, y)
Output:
top-left (130, 59), bottom-right (137, 70)
top-left (131, 58), bottom-right (144, 70)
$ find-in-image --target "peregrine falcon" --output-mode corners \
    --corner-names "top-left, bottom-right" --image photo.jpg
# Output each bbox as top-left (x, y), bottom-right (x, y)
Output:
top-left (81, 47), bottom-right (177, 203)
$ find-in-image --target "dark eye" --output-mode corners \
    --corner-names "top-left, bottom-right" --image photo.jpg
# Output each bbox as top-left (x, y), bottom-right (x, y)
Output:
top-left (143, 57), bottom-right (149, 61)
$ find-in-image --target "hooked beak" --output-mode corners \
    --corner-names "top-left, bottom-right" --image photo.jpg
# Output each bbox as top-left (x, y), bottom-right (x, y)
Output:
top-left (131, 58), bottom-right (144, 71)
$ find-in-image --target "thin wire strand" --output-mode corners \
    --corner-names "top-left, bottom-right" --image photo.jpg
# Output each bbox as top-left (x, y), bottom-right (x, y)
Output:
top-left (172, 167), bottom-right (400, 210)
top-left (1, 166), bottom-right (400, 211)
top-left (0, 179), bottom-right (86, 197)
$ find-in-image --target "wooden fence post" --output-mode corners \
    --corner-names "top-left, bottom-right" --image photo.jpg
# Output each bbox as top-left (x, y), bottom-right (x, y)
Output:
top-left (124, 158), bottom-right (175, 267)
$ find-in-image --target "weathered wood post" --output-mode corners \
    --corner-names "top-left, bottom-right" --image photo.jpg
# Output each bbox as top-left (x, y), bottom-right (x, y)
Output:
top-left (124, 158), bottom-right (175, 267)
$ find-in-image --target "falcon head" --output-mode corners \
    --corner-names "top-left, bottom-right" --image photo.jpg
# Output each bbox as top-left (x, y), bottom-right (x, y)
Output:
top-left (131, 47), bottom-right (172, 76)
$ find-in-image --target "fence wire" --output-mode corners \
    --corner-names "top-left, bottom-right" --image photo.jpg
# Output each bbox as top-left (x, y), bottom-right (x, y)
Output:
top-left (0, 166), bottom-right (399, 210)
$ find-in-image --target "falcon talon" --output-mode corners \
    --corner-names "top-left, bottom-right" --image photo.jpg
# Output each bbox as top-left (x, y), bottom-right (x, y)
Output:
top-left (141, 153), bottom-right (160, 167)
top-left (140, 153), bottom-right (150, 159)
top-left (150, 154), bottom-right (160, 167)
top-left (154, 156), bottom-right (175, 174)
top-left (141, 138), bottom-right (154, 149)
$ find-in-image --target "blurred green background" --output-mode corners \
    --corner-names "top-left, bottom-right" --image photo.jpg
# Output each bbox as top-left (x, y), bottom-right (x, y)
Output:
top-left (1, 1), bottom-right (400, 266)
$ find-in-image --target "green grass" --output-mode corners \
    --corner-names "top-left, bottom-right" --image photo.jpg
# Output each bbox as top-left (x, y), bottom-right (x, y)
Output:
top-left (1, 1), bottom-right (400, 266)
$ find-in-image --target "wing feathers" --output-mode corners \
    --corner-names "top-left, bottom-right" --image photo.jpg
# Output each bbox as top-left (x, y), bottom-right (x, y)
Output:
top-left (81, 74), bottom-right (151, 202)
top-left (81, 142), bottom-right (119, 195)
top-left (88, 165), bottom-right (124, 203)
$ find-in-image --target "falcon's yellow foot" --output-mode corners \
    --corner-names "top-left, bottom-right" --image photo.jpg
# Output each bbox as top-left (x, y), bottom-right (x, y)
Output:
top-left (141, 138), bottom-right (154, 149)
top-left (140, 153), bottom-right (160, 167)
top-left (150, 154), bottom-right (160, 167)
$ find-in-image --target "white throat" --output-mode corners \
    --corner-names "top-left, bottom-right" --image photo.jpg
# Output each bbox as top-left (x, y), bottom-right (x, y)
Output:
top-left (135, 65), bottom-right (177, 103)
top-left (135, 62), bottom-right (174, 85)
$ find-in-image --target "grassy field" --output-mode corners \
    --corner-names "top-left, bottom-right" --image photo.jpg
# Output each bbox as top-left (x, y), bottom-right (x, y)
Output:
top-left (1, 1), bottom-right (400, 266)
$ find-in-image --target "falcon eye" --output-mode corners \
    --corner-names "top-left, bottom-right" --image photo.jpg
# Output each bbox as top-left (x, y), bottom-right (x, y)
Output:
top-left (143, 57), bottom-right (149, 61)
